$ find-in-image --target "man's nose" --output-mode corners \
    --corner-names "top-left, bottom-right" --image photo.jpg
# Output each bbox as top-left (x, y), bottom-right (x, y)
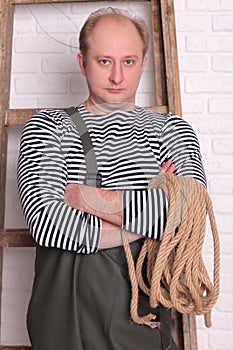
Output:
top-left (109, 63), bottom-right (123, 84)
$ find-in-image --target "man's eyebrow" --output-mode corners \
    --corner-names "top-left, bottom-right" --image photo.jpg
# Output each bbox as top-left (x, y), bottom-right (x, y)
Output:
top-left (94, 55), bottom-right (140, 59)
top-left (123, 55), bottom-right (140, 59)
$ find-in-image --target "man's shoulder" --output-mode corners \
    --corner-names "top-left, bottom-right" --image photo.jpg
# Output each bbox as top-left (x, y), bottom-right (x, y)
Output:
top-left (29, 108), bottom-right (69, 121)
top-left (25, 108), bottom-right (74, 129)
top-left (137, 106), bottom-right (182, 127)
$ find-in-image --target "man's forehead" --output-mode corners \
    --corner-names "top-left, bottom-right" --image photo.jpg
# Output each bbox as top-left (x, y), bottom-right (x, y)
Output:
top-left (94, 14), bottom-right (132, 26)
top-left (90, 14), bottom-right (139, 37)
top-left (87, 16), bottom-right (144, 53)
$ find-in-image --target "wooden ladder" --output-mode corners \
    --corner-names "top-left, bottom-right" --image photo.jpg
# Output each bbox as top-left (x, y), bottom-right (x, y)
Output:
top-left (0, 0), bottom-right (198, 349)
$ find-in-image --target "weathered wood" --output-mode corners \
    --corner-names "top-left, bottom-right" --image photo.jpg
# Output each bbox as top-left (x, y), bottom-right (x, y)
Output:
top-left (11, 0), bottom-right (146, 4)
top-left (183, 314), bottom-right (198, 350)
top-left (5, 109), bottom-right (43, 126)
top-left (151, 0), bottom-right (168, 106)
top-left (0, 0), bottom-right (14, 344)
top-left (5, 105), bottom-right (169, 125)
top-left (0, 230), bottom-right (35, 248)
top-left (159, 2), bottom-right (198, 349)
top-left (160, 0), bottom-right (182, 115)
top-left (0, 248), bottom-right (3, 343)
top-left (0, 347), bottom-right (31, 349)
top-left (0, 0), bottom-right (14, 231)
top-left (172, 309), bottom-right (185, 350)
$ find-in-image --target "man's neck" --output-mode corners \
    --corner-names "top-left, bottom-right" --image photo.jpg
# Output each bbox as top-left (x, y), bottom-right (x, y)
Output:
top-left (84, 99), bottom-right (135, 115)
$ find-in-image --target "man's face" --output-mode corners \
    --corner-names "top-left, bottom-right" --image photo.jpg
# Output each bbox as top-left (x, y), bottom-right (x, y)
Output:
top-left (78, 16), bottom-right (147, 109)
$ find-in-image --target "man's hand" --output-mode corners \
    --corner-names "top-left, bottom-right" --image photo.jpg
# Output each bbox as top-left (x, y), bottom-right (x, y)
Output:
top-left (159, 159), bottom-right (176, 175)
top-left (64, 183), bottom-right (122, 226)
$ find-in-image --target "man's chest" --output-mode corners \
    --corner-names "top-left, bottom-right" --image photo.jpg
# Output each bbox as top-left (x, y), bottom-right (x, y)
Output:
top-left (66, 128), bottom-right (161, 189)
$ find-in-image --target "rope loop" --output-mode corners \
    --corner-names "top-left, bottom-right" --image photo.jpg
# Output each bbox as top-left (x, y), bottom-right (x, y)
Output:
top-left (122, 174), bottom-right (220, 329)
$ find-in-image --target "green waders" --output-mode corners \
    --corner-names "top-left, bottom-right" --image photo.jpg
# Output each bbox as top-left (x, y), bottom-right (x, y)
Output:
top-left (27, 241), bottom-right (179, 350)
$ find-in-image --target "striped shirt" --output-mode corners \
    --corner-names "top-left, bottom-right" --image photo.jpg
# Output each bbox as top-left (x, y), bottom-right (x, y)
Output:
top-left (17, 105), bottom-right (206, 254)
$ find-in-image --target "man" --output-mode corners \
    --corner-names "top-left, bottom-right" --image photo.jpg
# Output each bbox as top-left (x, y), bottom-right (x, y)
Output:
top-left (17, 7), bottom-right (206, 350)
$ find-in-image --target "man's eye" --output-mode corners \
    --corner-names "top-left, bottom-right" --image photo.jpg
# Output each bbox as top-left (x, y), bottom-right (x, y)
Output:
top-left (100, 59), bottom-right (110, 65)
top-left (124, 59), bottom-right (133, 65)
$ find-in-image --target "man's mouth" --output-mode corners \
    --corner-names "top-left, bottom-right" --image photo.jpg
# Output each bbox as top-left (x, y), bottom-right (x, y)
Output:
top-left (106, 88), bottom-right (125, 93)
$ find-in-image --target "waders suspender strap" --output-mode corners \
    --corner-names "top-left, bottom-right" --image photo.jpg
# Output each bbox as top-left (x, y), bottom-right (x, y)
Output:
top-left (65, 107), bottom-right (102, 188)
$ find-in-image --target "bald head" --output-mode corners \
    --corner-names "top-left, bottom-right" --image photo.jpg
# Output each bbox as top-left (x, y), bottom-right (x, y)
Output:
top-left (79, 8), bottom-right (150, 62)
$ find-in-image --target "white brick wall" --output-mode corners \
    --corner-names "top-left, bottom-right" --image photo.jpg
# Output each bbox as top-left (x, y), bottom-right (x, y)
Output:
top-left (174, 1), bottom-right (233, 349)
top-left (2, 1), bottom-right (233, 348)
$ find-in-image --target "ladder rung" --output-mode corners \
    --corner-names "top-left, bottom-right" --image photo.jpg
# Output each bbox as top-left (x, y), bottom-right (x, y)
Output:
top-left (11, 0), bottom-right (142, 5)
top-left (0, 346), bottom-right (31, 349)
top-left (0, 230), bottom-right (35, 248)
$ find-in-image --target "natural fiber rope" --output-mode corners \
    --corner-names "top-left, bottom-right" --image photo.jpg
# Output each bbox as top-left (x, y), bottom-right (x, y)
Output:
top-left (122, 174), bottom-right (220, 328)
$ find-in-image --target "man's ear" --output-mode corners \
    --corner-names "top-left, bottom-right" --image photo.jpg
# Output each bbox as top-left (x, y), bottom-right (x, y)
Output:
top-left (77, 53), bottom-right (86, 76)
top-left (141, 55), bottom-right (147, 73)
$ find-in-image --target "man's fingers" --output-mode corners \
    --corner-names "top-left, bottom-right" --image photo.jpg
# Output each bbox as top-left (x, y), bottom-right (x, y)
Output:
top-left (167, 163), bottom-right (176, 174)
top-left (160, 160), bottom-right (176, 174)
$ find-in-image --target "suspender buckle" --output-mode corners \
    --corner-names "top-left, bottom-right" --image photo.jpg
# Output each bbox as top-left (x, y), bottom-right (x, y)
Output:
top-left (85, 173), bottom-right (102, 188)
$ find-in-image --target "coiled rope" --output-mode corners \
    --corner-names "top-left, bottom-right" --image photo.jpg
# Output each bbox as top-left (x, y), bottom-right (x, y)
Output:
top-left (122, 174), bottom-right (220, 328)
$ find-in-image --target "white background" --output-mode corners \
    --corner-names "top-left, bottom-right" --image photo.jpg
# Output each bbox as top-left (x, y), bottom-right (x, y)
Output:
top-left (2, 1), bottom-right (233, 349)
